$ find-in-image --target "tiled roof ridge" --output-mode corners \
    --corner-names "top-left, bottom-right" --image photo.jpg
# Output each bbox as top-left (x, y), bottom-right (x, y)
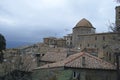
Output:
top-left (34, 52), bottom-right (116, 70)
top-left (84, 53), bottom-right (115, 67)
top-left (64, 52), bottom-right (115, 68)
top-left (64, 52), bottom-right (84, 65)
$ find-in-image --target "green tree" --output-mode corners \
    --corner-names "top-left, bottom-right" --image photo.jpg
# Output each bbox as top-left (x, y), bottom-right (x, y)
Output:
top-left (0, 33), bottom-right (6, 63)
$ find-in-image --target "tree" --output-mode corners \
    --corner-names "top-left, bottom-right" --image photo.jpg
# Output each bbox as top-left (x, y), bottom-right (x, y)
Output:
top-left (0, 34), bottom-right (6, 63)
top-left (107, 21), bottom-right (120, 33)
top-left (108, 22), bottom-right (117, 32)
top-left (0, 49), bottom-right (36, 80)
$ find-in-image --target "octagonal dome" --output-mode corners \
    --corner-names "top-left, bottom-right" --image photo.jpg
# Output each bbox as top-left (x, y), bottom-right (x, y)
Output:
top-left (74, 18), bottom-right (95, 29)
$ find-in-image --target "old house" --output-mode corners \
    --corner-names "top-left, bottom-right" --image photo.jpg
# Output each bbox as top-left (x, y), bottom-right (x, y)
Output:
top-left (33, 52), bottom-right (117, 80)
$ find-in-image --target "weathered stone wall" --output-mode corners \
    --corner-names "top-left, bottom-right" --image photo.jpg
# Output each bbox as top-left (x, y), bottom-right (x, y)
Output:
top-left (32, 67), bottom-right (66, 80)
top-left (76, 33), bottom-right (120, 63)
top-left (72, 27), bottom-right (95, 47)
top-left (68, 68), bottom-right (117, 80)
top-left (32, 67), bottom-right (117, 80)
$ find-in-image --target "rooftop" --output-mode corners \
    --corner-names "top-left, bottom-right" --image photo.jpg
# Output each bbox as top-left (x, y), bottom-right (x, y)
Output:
top-left (41, 48), bottom-right (68, 62)
top-left (35, 52), bottom-right (116, 70)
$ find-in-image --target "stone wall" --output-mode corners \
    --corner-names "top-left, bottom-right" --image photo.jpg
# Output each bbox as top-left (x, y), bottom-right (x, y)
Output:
top-left (66, 68), bottom-right (117, 80)
top-left (76, 33), bottom-right (120, 63)
top-left (32, 67), bottom-right (66, 80)
top-left (32, 67), bottom-right (117, 80)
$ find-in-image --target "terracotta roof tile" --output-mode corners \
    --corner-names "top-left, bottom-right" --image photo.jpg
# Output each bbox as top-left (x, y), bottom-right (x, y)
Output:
top-left (65, 53), bottom-right (115, 69)
top-left (35, 52), bottom-right (116, 70)
top-left (41, 51), bottom-right (67, 62)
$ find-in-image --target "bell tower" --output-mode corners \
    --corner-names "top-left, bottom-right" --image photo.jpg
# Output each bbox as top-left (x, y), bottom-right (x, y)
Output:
top-left (115, 6), bottom-right (120, 32)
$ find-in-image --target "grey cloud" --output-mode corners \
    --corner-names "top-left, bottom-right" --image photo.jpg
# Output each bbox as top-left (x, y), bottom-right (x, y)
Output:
top-left (0, 0), bottom-right (117, 48)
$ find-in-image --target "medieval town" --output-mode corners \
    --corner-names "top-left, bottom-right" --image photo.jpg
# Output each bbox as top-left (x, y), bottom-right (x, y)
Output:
top-left (0, 3), bottom-right (120, 80)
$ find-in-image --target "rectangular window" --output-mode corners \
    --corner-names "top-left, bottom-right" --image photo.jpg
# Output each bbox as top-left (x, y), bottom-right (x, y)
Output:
top-left (95, 36), bottom-right (97, 40)
top-left (80, 44), bottom-right (82, 47)
top-left (112, 36), bottom-right (115, 40)
top-left (103, 36), bottom-right (105, 41)
top-left (109, 53), bottom-right (111, 61)
top-left (94, 45), bottom-right (96, 48)
top-left (82, 57), bottom-right (86, 66)
top-left (88, 44), bottom-right (89, 47)
top-left (119, 12), bottom-right (120, 19)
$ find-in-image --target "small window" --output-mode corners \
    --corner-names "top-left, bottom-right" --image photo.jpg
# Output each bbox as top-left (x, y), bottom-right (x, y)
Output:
top-left (80, 44), bottom-right (82, 47)
top-left (119, 12), bottom-right (120, 19)
top-left (106, 52), bottom-right (109, 56)
top-left (88, 44), bottom-right (89, 47)
top-left (109, 53), bottom-right (111, 61)
top-left (95, 36), bottom-right (97, 40)
top-left (118, 12), bottom-right (120, 14)
top-left (42, 54), bottom-right (45, 56)
top-left (112, 36), bottom-right (115, 40)
top-left (35, 54), bottom-right (40, 57)
top-left (82, 57), bottom-right (86, 66)
top-left (103, 36), bottom-right (105, 41)
top-left (73, 72), bottom-right (77, 79)
top-left (94, 45), bottom-right (96, 48)
top-left (103, 46), bottom-right (105, 49)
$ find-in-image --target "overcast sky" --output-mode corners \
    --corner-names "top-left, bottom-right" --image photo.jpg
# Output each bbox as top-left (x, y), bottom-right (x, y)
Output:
top-left (0, 0), bottom-right (119, 47)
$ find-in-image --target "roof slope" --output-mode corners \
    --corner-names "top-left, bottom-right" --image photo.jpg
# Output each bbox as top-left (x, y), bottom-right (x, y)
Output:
top-left (74, 18), bottom-right (95, 28)
top-left (41, 48), bottom-right (67, 62)
top-left (35, 52), bottom-right (116, 70)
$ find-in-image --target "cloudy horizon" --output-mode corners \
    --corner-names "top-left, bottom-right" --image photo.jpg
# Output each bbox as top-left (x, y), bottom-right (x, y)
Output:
top-left (0, 0), bottom-right (119, 48)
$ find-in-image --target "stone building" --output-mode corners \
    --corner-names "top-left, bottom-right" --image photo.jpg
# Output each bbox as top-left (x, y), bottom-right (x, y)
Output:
top-left (64, 6), bottom-right (120, 64)
top-left (63, 17), bottom-right (120, 64)
top-left (43, 37), bottom-right (66, 48)
top-left (33, 52), bottom-right (116, 80)
top-left (72, 18), bottom-right (96, 47)
top-left (43, 37), bottom-right (57, 48)
top-left (56, 38), bottom-right (66, 47)
top-left (64, 34), bottom-right (72, 47)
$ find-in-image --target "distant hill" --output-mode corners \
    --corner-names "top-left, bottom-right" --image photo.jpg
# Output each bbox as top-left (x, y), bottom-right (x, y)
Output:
top-left (6, 41), bottom-right (34, 48)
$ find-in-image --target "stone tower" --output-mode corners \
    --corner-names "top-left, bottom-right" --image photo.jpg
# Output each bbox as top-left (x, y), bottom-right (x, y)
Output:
top-left (115, 6), bottom-right (120, 32)
top-left (72, 18), bottom-right (96, 47)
